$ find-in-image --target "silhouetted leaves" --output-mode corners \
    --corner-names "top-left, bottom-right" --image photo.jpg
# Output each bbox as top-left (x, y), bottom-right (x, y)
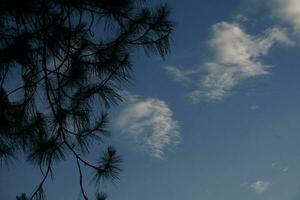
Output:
top-left (0, 0), bottom-right (173, 199)
top-left (96, 192), bottom-right (107, 200)
top-left (92, 146), bottom-right (122, 184)
top-left (27, 136), bottom-right (65, 166)
top-left (16, 193), bottom-right (29, 200)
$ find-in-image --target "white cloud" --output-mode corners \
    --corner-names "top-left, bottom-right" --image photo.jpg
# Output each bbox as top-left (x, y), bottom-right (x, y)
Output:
top-left (271, 162), bottom-right (278, 167)
top-left (271, 162), bottom-right (289, 173)
top-left (165, 21), bottom-right (293, 103)
top-left (282, 167), bottom-right (289, 172)
top-left (250, 105), bottom-right (259, 111)
top-left (163, 66), bottom-right (197, 84)
top-left (250, 180), bottom-right (270, 194)
top-left (194, 22), bottom-right (293, 102)
top-left (234, 14), bottom-right (251, 23)
top-left (114, 93), bottom-right (180, 159)
top-left (272, 0), bottom-right (300, 35)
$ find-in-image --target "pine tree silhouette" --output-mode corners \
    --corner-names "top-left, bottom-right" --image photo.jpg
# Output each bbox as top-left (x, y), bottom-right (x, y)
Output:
top-left (0, 0), bottom-right (174, 199)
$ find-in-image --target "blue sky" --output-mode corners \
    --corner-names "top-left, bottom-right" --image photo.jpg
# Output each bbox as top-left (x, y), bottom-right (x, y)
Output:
top-left (2, 0), bottom-right (300, 199)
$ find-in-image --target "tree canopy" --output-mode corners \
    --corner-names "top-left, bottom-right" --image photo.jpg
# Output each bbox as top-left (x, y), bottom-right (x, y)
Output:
top-left (0, 0), bottom-right (174, 199)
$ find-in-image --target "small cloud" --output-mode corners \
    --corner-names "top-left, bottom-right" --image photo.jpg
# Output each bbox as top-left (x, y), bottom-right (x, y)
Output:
top-left (114, 92), bottom-right (181, 159)
top-left (234, 14), bottom-right (250, 23)
top-left (250, 180), bottom-right (270, 194)
top-left (163, 66), bottom-right (190, 83)
top-left (282, 167), bottom-right (289, 172)
top-left (271, 162), bottom-right (289, 173)
top-left (271, 162), bottom-right (278, 167)
top-left (250, 105), bottom-right (259, 111)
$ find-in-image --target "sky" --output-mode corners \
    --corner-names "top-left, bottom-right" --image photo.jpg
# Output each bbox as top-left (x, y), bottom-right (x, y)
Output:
top-left (2, 0), bottom-right (300, 199)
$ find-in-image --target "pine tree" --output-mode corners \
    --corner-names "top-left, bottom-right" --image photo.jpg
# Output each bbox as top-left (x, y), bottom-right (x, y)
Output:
top-left (0, 0), bottom-right (173, 199)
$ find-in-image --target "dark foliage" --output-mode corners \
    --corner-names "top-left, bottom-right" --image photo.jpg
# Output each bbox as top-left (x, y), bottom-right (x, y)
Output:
top-left (0, 0), bottom-right (173, 199)
top-left (16, 193), bottom-right (29, 200)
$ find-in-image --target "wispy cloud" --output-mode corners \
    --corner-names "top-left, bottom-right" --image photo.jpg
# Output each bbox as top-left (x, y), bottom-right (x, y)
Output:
top-left (282, 167), bottom-right (289, 172)
top-left (165, 21), bottom-right (293, 103)
top-left (250, 105), bottom-right (259, 111)
top-left (114, 92), bottom-right (180, 159)
top-left (272, 0), bottom-right (300, 35)
top-left (271, 162), bottom-right (289, 173)
top-left (163, 66), bottom-right (198, 84)
top-left (250, 180), bottom-right (270, 194)
top-left (271, 162), bottom-right (278, 167)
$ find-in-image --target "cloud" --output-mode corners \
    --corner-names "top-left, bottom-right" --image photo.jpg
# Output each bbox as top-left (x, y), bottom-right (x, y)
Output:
top-left (193, 22), bottom-right (293, 102)
top-left (282, 167), bottom-right (289, 172)
top-left (114, 93), bottom-right (180, 159)
top-left (234, 14), bottom-right (251, 23)
top-left (163, 66), bottom-right (197, 84)
top-left (165, 22), bottom-right (293, 103)
top-left (250, 180), bottom-right (270, 194)
top-left (272, 0), bottom-right (300, 35)
top-left (271, 162), bottom-right (278, 167)
top-left (250, 105), bottom-right (259, 111)
top-left (271, 162), bottom-right (289, 173)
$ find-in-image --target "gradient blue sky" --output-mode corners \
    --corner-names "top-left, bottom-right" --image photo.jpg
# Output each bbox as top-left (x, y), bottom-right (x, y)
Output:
top-left (2, 0), bottom-right (300, 199)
